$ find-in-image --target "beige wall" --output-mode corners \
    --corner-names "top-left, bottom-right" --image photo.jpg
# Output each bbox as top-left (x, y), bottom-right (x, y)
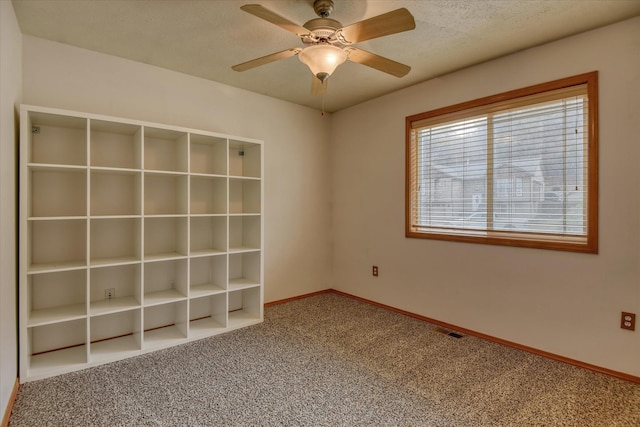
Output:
top-left (21, 35), bottom-right (333, 304)
top-left (0, 0), bottom-right (21, 415)
top-left (330, 17), bottom-right (640, 376)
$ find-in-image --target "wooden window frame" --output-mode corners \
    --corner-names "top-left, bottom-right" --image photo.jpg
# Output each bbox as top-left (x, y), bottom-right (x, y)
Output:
top-left (405, 72), bottom-right (598, 253)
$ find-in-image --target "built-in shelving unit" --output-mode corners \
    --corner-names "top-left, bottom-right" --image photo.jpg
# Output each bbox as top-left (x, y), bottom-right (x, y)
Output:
top-left (20, 105), bottom-right (263, 382)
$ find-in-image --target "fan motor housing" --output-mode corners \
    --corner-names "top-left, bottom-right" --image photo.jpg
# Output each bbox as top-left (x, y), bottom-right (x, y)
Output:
top-left (302, 18), bottom-right (343, 45)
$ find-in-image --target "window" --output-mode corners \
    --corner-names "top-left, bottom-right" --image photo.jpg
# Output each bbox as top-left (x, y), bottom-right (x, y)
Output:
top-left (515, 178), bottom-right (523, 198)
top-left (406, 72), bottom-right (598, 253)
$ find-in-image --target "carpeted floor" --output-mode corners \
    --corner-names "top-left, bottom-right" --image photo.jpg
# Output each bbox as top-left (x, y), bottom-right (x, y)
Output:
top-left (9, 292), bottom-right (640, 426)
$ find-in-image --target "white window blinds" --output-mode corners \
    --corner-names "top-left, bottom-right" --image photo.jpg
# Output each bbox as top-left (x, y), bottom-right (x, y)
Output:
top-left (406, 73), bottom-right (598, 252)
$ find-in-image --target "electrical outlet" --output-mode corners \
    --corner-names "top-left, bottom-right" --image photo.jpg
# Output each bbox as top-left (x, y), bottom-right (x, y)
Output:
top-left (621, 312), bottom-right (635, 331)
top-left (372, 265), bottom-right (379, 277)
top-left (105, 288), bottom-right (115, 300)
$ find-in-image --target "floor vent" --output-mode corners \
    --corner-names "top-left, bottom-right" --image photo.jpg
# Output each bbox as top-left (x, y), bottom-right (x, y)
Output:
top-left (434, 327), bottom-right (464, 339)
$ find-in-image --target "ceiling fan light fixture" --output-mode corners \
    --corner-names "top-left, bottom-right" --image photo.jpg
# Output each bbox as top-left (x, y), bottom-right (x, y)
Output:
top-left (298, 44), bottom-right (347, 80)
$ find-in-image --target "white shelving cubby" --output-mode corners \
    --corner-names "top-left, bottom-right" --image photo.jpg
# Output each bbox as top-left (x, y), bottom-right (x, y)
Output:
top-left (190, 216), bottom-right (227, 256)
top-left (90, 170), bottom-right (142, 216)
top-left (229, 178), bottom-right (261, 215)
top-left (90, 119), bottom-right (142, 170)
top-left (27, 269), bottom-right (87, 327)
top-left (228, 251), bottom-right (261, 290)
top-left (90, 218), bottom-right (142, 267)
top-left (89, 264), bottom-right (142, 316)
top-left (228, 286), bottom-right (262, 329)
top-left (27, 319), bottom-right (88, 379)
top-left (27, 111), bottom-right (87, 166)
top-left (190, 255), bottom-right (227, 297)
top-left (229, 216), bottom-right (261, 253)
top-left (144, 216), bottom-right (189, 261)
top-left (144, 173), bottom-right (188, 216)
top-left (190, 134), bottom-right (227, 176)
top-left (28, 219), bottom-right (87, 273)
top-left (229, 140), bottom-right (261, 178)
top-left (189, 293), bottom-right (227, 337)
top-left (143, 301), bottom-right (188, 349)
top-left (144, 127), bottom-right (188, 173)
top-left (90, 309), bottom-right (142, 362)
top-left (20, 105), bottom-right (263, 382)
top-left (143, 259), bottom-right (189, 306)
top-left (190, 176), bottom-right (227, 215)
top-left (29, 166), bottom-right (87, 218)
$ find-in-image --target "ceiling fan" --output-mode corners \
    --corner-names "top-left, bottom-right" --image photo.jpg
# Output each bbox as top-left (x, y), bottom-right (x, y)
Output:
top-left (232, 0), bottom-right (416, 96)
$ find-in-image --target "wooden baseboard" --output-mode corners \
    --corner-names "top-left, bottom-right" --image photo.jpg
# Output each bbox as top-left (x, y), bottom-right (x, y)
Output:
top-left (264, 289), bottom-right (332, 308)
top-left (1, 378), bottom-right (19, 427)
top-left (266, 288), bottom-right (640, 384)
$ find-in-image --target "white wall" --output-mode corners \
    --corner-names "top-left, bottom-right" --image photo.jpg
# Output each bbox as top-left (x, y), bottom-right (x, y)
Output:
top-left (0, 0), bottom-right (21, 415)
top-left (331, 17), bottom-right (640, 377)
top-left (21, 35), bottom-right (333, 304)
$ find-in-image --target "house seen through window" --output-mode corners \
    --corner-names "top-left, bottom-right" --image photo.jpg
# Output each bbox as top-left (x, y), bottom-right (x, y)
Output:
top-left (406, 72), bottom-right (598, 253)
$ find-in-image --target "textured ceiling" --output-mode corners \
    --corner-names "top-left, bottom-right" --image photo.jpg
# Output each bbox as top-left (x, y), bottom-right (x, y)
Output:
top-left (11, 0), bottom-right (640, 113)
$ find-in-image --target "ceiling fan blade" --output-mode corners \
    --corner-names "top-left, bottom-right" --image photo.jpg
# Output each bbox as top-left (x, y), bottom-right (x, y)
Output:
top-left (338, 8), bottom-right (416, 44)
top-left (232, 48), bottom-right (302, 72)
top-left (311, 75), bottom-right (327, 97)
top-left (240, 4), bottom-right (309, 36)
top-left (346, 47), bottom-right (411, 77)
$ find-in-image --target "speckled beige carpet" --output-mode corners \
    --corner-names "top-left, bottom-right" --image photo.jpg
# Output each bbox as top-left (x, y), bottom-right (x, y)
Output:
top-left (9, 293), bottom-right (640, 426)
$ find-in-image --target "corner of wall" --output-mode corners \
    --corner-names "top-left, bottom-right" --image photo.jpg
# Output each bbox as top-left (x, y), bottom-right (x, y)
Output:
top-left (0, 0), bottom-right (22, 422)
